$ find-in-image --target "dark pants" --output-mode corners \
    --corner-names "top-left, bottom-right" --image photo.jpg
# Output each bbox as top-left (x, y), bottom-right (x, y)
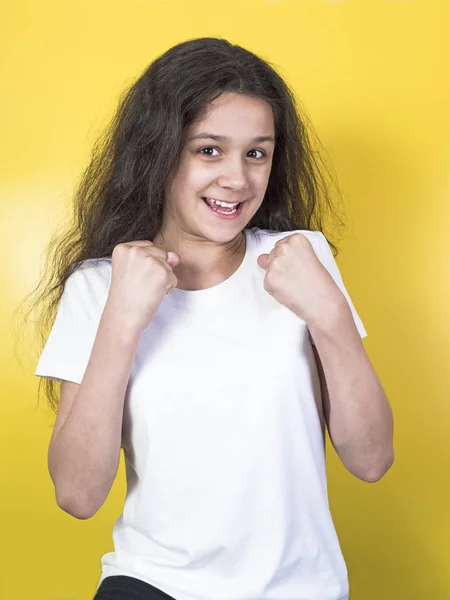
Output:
top-left (94, 575), bottom-right (176, 600)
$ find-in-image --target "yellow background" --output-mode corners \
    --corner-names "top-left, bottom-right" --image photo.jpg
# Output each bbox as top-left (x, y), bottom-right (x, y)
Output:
top-left (2, 1), bottom-right (450, 598)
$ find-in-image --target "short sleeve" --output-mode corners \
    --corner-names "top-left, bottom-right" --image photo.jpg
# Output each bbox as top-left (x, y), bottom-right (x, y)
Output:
top-left (34, 259), bottom-right (112, 384)
top-left (308, 232), bottom-right (368, 346)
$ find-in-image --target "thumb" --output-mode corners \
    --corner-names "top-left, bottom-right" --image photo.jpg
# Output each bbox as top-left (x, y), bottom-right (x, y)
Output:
top-left (257, 253), bottom-right (270, 270)
top-left (167, 251), bottom-right (181, 268)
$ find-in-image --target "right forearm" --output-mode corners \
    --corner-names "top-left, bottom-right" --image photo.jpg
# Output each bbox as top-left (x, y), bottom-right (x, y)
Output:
top-left (49, 302), bottom-right (142, 517)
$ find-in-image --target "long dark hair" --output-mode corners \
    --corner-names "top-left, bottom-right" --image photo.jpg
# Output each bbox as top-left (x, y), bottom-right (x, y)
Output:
top-left (16, 36), bottom-right (347, 414)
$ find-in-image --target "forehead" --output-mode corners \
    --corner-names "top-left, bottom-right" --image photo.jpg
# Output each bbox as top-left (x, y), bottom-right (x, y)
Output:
top-left (189, 92), bottom-right (275, 139)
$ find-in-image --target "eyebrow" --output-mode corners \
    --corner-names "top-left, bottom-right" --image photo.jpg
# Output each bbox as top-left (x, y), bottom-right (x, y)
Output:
top-left (187, 132), bottom-right (275, 144)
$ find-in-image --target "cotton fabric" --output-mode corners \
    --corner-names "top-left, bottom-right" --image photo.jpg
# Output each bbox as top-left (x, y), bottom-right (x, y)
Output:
top-left (36, 228), bottom-right (367, 600)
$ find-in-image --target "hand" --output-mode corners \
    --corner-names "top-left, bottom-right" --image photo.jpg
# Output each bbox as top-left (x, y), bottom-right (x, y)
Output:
top-left (106, 240), bottom-right (180, 334)
top-left (256, 233), bottom-right (346, 324)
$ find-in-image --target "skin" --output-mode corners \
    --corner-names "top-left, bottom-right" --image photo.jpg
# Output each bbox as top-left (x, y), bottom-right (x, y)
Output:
top-left (153, 92), bottom-right (276, 291)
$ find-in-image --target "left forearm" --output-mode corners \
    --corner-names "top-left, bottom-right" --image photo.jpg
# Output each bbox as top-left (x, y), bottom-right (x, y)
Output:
top-left (308, 301), bottom-right (394, 482)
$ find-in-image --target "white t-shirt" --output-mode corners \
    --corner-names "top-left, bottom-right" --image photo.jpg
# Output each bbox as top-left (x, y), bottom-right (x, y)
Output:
top-left (36, 227), bottom-right (367, 600)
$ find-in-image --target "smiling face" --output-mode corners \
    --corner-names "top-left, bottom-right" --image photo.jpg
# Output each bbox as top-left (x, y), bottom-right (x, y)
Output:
top-left (157, 92), bottom-right (275, 246)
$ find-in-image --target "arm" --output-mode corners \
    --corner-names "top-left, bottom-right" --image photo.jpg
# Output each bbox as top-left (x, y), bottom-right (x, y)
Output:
top-left (48, 302), bottom-right (141, 519)
top-left (309, 300), bottom-right (394, 483)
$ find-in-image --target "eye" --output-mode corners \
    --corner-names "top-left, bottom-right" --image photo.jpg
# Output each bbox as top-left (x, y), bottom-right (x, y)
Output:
top-left (247, 149), bottom-right (266, 159)
top-left (198, 147), bottom-right (267, 159)
top-left (198, 147), bottom-right (220, 156)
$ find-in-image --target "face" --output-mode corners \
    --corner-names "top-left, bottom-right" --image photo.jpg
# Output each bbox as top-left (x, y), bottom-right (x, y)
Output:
top-left (159, 92), bottom-right (275, 246)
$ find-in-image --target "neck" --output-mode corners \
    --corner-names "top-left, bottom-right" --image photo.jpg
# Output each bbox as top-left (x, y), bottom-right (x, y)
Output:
top-left (153, 231), bottom-right (246, 291)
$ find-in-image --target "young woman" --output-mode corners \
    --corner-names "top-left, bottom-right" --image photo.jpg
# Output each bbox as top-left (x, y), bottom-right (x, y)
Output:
top-left (33, 37), bottom-right (393, 600)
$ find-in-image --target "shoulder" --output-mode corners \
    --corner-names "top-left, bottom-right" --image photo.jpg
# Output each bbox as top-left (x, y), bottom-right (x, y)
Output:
top-left (247, 227), bottom-right (327, 253)
top-left (63, 258), bottom-right (112, 299)
top-left (70, 257), bottom-right (112, 279)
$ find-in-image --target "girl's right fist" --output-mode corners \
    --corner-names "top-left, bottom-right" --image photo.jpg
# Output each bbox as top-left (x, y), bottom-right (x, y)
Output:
top-left (106, 240), bottom-right (180, 333)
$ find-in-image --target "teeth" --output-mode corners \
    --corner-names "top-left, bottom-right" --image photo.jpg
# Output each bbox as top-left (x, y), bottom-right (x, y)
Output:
top-left (205, 198), bottom-right (239, 208)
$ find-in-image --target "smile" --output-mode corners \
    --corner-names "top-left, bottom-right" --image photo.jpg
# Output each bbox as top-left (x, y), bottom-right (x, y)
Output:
top-left (202, 197), bottom-right (244, 219)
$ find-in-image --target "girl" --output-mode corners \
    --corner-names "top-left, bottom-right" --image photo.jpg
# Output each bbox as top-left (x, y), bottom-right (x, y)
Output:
top-left (33, 37), bottom-right (393, 600)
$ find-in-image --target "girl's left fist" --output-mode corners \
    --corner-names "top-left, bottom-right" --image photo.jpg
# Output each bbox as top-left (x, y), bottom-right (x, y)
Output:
top-left (256, 233), bottom-right (346, 324)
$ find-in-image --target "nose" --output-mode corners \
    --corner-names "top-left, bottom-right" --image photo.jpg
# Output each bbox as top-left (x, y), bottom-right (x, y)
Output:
top-left (216, 156), bottom-right (249, 192)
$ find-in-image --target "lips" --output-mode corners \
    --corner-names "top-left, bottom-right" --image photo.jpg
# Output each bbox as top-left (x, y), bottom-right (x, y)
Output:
top-left (201, 196), bottom-right (244, 219)
top-left (202, 197), bottom-right (242, 207)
